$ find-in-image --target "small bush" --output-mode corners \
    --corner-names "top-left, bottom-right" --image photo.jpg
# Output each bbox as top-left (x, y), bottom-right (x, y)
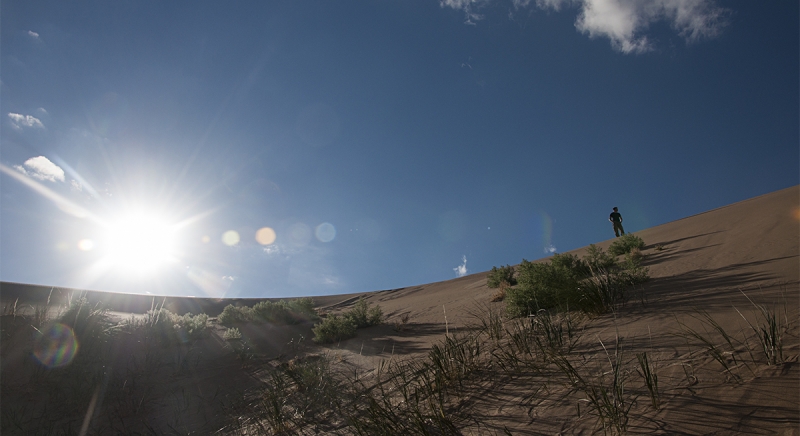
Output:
top-left (623, 248), bottom-right (644, 268)
top-left (584, 244), bottom-right (618, 272)
top-left (609, 234), bottom-right (645, 256)
top-left (139, 308), bottom-right (180, 342)
top-left (505, 248), bottom-right (650, 317)
top-left (312, 315), bottom-right (357, 344)
top-left (284, 297), bottom-right (318, 321)
top-left (59, 298), bottom-right (111, 359)
top-left (549, 253), bottom-right (590, 277)
top-left (174, 312), bottom-right (209, 341)
top-left (253, 301), bottom-right (294, 324)
top-left (345, 297), bottom-right (383, 328)
top-left (218, 304), bottom-right (253, 325)
top-left (507, 254), bottom-right (589, 316)
top-left (219, 299), bottom-right (317, 326)
top-left (487, 265), bottom-right (516, 288)
top-left (578, 269), bottom-right (630, 314)
top-left (223, 327), bottom-right (242, 340)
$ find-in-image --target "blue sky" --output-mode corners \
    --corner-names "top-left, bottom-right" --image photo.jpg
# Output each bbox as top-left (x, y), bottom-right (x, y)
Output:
top-left (1, 0), bottom-right (797, 298)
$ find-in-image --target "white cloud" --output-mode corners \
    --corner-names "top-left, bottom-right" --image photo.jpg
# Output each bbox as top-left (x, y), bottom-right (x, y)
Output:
top-left (444, 0), bottom-right (728, 53)
top-left (14, 156), bottom-right (65, 183)
top-left (27, 30), bottom-right (40, 40)
top-left (263, 245), bottom-right (282, 255)
top-left (534, 0), bottom-right (571, 10)
top-left (440, 0), bottom-right (487, 25)
top-left (544, 244), bottom-right (557, 254)
top-left (70, 179), bottom-right (83, 191)
top-left (8, 113), bottom-right (45, 130)
top-left (453, 255), bottom-right (468, 277)
top-left (575, 0), bottom-right (652, 53)
top-left (563, 0), bottom-right (727, 53)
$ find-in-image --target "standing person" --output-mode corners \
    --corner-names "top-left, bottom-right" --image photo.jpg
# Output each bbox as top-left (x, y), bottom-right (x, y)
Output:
top-left (609, 207), bottom-right (625, 237)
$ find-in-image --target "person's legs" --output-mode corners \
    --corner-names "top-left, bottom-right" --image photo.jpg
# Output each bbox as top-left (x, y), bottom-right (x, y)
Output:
top-left (613, 222), bottom-right (624, 237)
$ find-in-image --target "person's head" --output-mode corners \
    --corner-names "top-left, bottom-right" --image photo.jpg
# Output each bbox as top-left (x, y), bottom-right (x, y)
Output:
top-left (613, 207), bottom-right (618, 211)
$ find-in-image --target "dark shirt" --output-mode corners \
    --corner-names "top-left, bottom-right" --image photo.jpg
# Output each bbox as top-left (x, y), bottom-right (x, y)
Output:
top-left (609, 212), bottom-right (622, 223)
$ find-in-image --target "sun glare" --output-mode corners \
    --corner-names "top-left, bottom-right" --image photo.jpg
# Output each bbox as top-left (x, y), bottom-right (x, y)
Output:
top-left (102, 212), bottom-right (178, 274)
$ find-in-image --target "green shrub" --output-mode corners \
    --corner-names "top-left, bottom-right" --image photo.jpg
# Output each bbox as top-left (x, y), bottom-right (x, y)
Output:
top-left (312, 315), bottom-right (357, 344)
top-left (609, 234), bottom-right (645, 256)
top-left (367, 305), bottom-right (384, 326)
top-left (61, 298), bottom-right (110, 340)
top-left (583, 244), bottom-right (618, 272)
top-left (218, 304), bottom-right (252, 326)
top-left (284, 297), bottom-right (318, 322)
top-left (174, 312), bottom-right (209, 341)
top-left (487, 265), bottom-right (517, 288)
top-left (140, 308), bottom-right (180, 342)
top-left (620, 264), bottom-right (650, 287)
top-left (59, 298), bottom-right (111, 359)
top-left (312, 298), bottom-right (383, 343)
top-left (253, 301), bottom-right (294, 324)
top-left (622, 248), bottom-right (644, 268)
top-left (223, 327), bottom-right (242, 340)
top-left (129, 308), bottom-right (209, 342)
top-left (577, 270), bottom-right (631, 314)
top-left (505, 249), bottom-right (650, 317)
top-left (220, 299), bottom-right (318, 326)
top-left (345, 297), bottom-right (383, 328)
top-left (507, 255), bottom-right (589, 316)
top-left (549, 253), bottom-right (590, 277)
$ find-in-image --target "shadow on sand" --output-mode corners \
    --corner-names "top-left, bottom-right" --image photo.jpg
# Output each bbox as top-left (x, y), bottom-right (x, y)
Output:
top-left (641, 255), bottom-right (797, 311)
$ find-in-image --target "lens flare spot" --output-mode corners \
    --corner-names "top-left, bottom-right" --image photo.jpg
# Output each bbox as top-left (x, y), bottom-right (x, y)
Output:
top-left (315, 223), bottom-right (336, 242)
top-left (78, 239), bottom-right (94, 251)
top-left (222, 230), bottom-right (240, 246)
top-left (33, 323), bottom-right (78, 368)
top-left (256, 227), bottom-right (277, 245)
top-left (201, 235), bottom-right (210, 244)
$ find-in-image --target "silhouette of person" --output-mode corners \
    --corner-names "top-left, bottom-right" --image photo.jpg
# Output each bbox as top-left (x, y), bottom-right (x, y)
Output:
top-left (609, 207), bottom-right (625, 237)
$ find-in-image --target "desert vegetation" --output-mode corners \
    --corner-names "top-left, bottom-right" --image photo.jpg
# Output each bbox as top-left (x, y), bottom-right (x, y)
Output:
top-left (1, 294), bottom-right (216, 434)
top-left (1, 232), bottom-right (797, 434)
top-left (504, 243), bottom-right (650, 317)
top-left (217, 289), bottom-right (796, 435)
top-left (218, 298), bottom-right (318, 326)
top-left (312, 297), bottom-right (383, 344)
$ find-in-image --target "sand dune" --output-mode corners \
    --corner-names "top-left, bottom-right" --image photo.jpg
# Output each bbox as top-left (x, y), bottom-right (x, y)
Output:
top-left (1, 185), bottom-right (797, 434)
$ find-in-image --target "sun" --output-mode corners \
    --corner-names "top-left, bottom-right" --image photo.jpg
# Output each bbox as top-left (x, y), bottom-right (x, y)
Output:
top-left (102, 211), bottom-right (179, 274)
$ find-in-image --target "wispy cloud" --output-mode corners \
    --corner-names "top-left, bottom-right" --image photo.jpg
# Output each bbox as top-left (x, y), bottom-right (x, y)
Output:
top-left (8, 113), bottom-right (45, 130)
top-left (444, 0), bottom-right (728, 53)
top-left (572, 0), bottom-right (728, 53)
top-left (440, 0), bottom-right (487, 25)
top-left (453, 255), bottom-right (468, 277)
top-left (14, 156), bottom-right (65, 183)
top-left (27, 30), bottom-right (41, 40)
top-left (544, 244), bottom-right (557, 254)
